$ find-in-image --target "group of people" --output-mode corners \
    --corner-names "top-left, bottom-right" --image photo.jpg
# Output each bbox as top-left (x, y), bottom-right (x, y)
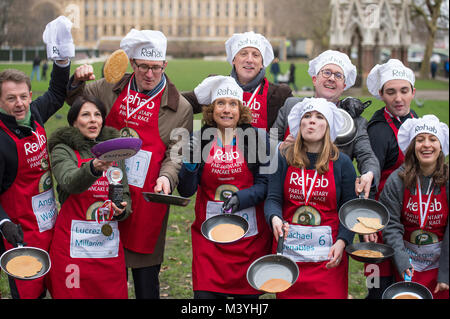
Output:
top-left (0, 16), bottom-right (448, 300)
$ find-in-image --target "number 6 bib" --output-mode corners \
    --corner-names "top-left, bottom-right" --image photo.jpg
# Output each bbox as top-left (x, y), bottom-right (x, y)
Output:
top-left (282, 224), bottom-right (333, 262)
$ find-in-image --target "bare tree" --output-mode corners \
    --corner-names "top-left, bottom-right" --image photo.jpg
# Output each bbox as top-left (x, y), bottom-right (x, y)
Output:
top-left (1, 0), bottom-right (59, 47)
top-left (411, 0), bottom-right (449, 79)
top-left (0, 0), bottom-right (15, 46)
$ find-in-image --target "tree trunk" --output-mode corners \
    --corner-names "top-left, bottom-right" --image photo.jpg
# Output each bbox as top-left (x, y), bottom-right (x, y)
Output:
top-left (419, 29), bottom-right (436, 79)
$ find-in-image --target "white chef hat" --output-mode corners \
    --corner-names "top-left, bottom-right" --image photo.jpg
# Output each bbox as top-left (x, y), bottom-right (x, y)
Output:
top-left (398, 115), bottom-right (449, 156)
top-left (225, 31), bottom-right (274, 68)
top-left (120, 29), bottom-right (167, 61)
top-left (308, 50), bottom-right (357, 90)
top-left (194, 76), bottom-right (243, 105)
top-left (42, 16), bottom-right (75, 60)
top-left (367, 59), bottom-right (415, 99)
top-left (288, 97), bottom-right (345, 142)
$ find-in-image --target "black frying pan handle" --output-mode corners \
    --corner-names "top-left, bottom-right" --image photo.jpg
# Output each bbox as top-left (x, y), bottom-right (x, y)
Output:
top-left (276, 233), bottom-right (285, 254)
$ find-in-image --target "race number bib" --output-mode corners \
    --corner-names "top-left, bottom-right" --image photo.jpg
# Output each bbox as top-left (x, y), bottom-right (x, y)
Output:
top-left (282, 224), bottom-right (332, 262)
top-left (125, 149), bottom-right (152, 188)
top-left (31, 189), bottom-right (57, 232)
top-left (70, 220), bottom-right (120, 258)
top-left (206, 201), bottom-right (258, 237)
top-left (404, 240), bottom-right (441, 272)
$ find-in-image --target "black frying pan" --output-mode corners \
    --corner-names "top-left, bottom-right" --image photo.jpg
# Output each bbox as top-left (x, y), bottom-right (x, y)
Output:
top-left (201, 211), bottom-right (249, 244)
top-left (246, 234), bottom-right (299, 293)
top-left (142, 192), bottom-right (191, 207)
top-left (346, 242), bottom-right (394, 263)
top-left (0, 243), bottom-right (51, 280)
top-left (339, 195), bottom-right (390, 234)
top-left (382, 281), bottom-right (433, 299)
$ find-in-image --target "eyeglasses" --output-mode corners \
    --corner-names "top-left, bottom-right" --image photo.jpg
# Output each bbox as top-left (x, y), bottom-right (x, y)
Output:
top-left (320, 69), bottom-right (345, 81)
top-left (133, 60), bottom-right (164, 73)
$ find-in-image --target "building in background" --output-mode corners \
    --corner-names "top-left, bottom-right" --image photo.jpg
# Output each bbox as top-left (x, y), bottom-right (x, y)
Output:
top-left (28, 0), bottom-right (274, 57)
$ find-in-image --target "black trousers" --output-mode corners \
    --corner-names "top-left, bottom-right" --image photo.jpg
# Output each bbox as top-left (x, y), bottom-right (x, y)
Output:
top-left (194, 290), bottom-right (260, 299)
top-left (129, 264), bottom-right (161, 299)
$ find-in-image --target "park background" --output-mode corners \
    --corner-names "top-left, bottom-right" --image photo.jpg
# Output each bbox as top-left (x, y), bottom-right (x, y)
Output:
top-left (0, 59), bottom-right (448, 299)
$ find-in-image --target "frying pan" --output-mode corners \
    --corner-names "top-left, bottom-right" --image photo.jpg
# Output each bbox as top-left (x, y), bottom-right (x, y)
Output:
top-left (247, 234), bottom-right (299, 293)
top-left (345, 241), bottom-right (394, 264)
top-left (0, 243), bottom-right (51, 281)
top-left (335, 108), bottom-right (357, 147)
top-left (339, 195), bottom-right (390, 234)
top-left (383, 281), bottom-right (433, 299)
top-left (91, 137), bottom-right (142, 161)
top-left (142, 192), bottom-right (191, 207)
top-left (201, 209), bottom-right (249, 244)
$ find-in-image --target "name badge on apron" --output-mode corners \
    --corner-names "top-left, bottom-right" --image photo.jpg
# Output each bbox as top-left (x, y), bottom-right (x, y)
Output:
top-left (125, 149), bottom-right (152, 188)
top-left (70, 220), bottom-right (120, 258)
top-left (206, 201), bottom-right (258, 237)
top-left (283, 224), bottom-right (332, 262)
top-left (403, 240), bottom-right (441, 272)
top-left (31, 188), bottom-right (57, 232)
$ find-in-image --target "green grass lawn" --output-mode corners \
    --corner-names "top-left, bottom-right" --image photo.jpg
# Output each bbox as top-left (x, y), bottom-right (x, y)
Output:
top-left (0, 60), bottom-right (448, 299)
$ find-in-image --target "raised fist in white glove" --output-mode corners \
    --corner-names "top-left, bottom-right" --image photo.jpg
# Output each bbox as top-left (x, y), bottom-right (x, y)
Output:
top-left (43, 16), bottom-right (75, 61)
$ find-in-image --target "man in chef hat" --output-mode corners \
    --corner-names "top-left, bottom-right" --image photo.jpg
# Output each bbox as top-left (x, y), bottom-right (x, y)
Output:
top-left (66, 29), bottom-right (193, 299)
top-left (0, 15), bottom-right (74, 299)
top-left (272, 50), bottom-right (380, 201)
top-left (183, 31), bottom-right (292, 131)
top-left (364, 58), bottom-right (419, 299)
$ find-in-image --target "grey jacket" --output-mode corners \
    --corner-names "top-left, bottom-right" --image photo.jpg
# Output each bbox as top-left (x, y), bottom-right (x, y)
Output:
top-left (380, 166), bottom-right (449, 284)
top-left (272, 96), bottom-right (380, 193)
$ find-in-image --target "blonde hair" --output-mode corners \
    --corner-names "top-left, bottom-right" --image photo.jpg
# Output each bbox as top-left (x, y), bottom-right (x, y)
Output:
top-left (202, 100), bottom-right (252, 127)
top-left (282, 125), bottom-right (339, 174)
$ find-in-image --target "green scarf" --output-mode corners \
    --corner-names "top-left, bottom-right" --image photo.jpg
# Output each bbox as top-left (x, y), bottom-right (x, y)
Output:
top-left (0, 107), bottom-right (33, 130)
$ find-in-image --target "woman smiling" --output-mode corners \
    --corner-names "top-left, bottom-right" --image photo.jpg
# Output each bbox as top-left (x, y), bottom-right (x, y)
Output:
top-left (381, 115), bottom-right (449, 299)
top-left (177, 76), bottom-right (271, 299)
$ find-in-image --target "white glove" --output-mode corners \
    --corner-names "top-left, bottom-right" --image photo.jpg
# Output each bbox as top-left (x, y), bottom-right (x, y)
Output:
top-left (43, 16), bottom-right (75, 60)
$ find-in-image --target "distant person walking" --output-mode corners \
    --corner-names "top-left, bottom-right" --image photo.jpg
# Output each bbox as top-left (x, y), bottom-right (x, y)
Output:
top-left (31, 56), bottom-right (41, 81)
top-left (445, 59), bottom-right (449, 78)
top-left (270, 57), bottom-right (281, 84)
top-left (288, 62), bottom-right (298, 91)
top-left (41, 60), bottom-right (49, 81)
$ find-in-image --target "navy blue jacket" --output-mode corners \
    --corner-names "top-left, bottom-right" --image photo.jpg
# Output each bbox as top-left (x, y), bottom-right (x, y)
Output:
top-left (264, 150), bottom-right (357, 245)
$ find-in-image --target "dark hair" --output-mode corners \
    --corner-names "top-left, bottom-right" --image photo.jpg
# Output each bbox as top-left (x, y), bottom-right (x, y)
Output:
top-left (398, 136), bottom-right (448, 189)
top-left (68, 95), bottom-right (107, 128)
top-left (0, 69), bottom-right (31, 97)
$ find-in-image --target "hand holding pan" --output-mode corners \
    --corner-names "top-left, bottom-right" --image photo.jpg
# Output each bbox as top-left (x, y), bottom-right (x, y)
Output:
top-left (91, 137), bottom-right (142, 161)
top-left (247, 230), bottom-right (299, 293)
top-left (0, 233), bottom-right (51, 281)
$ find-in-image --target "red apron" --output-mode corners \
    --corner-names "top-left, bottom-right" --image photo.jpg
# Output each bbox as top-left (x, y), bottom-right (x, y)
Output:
top-left (365, 108), bottom-right (413, 277)
top-left (0, 120), bottom-right (56, 298)
top-left (278, 162), bottom-right (349, 299)
top-left (105, 75), bottom-right (168, 254)
top-left (48, 151), bottom-right (127, 299)
top-left (397, 182), bottom-right (449, 299)
top-left (243, 78), bottom-right (269, 130)
top-left (191, 136), bottom-right (271, 294)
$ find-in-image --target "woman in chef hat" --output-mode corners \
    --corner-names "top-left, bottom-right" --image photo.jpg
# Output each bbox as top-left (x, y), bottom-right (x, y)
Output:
top-left (177, 75), bottom-right (272, 299)
top-left (381, 115), bottom-right (449, 299)
top-left (264, 97), bottom-right (357, 298)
